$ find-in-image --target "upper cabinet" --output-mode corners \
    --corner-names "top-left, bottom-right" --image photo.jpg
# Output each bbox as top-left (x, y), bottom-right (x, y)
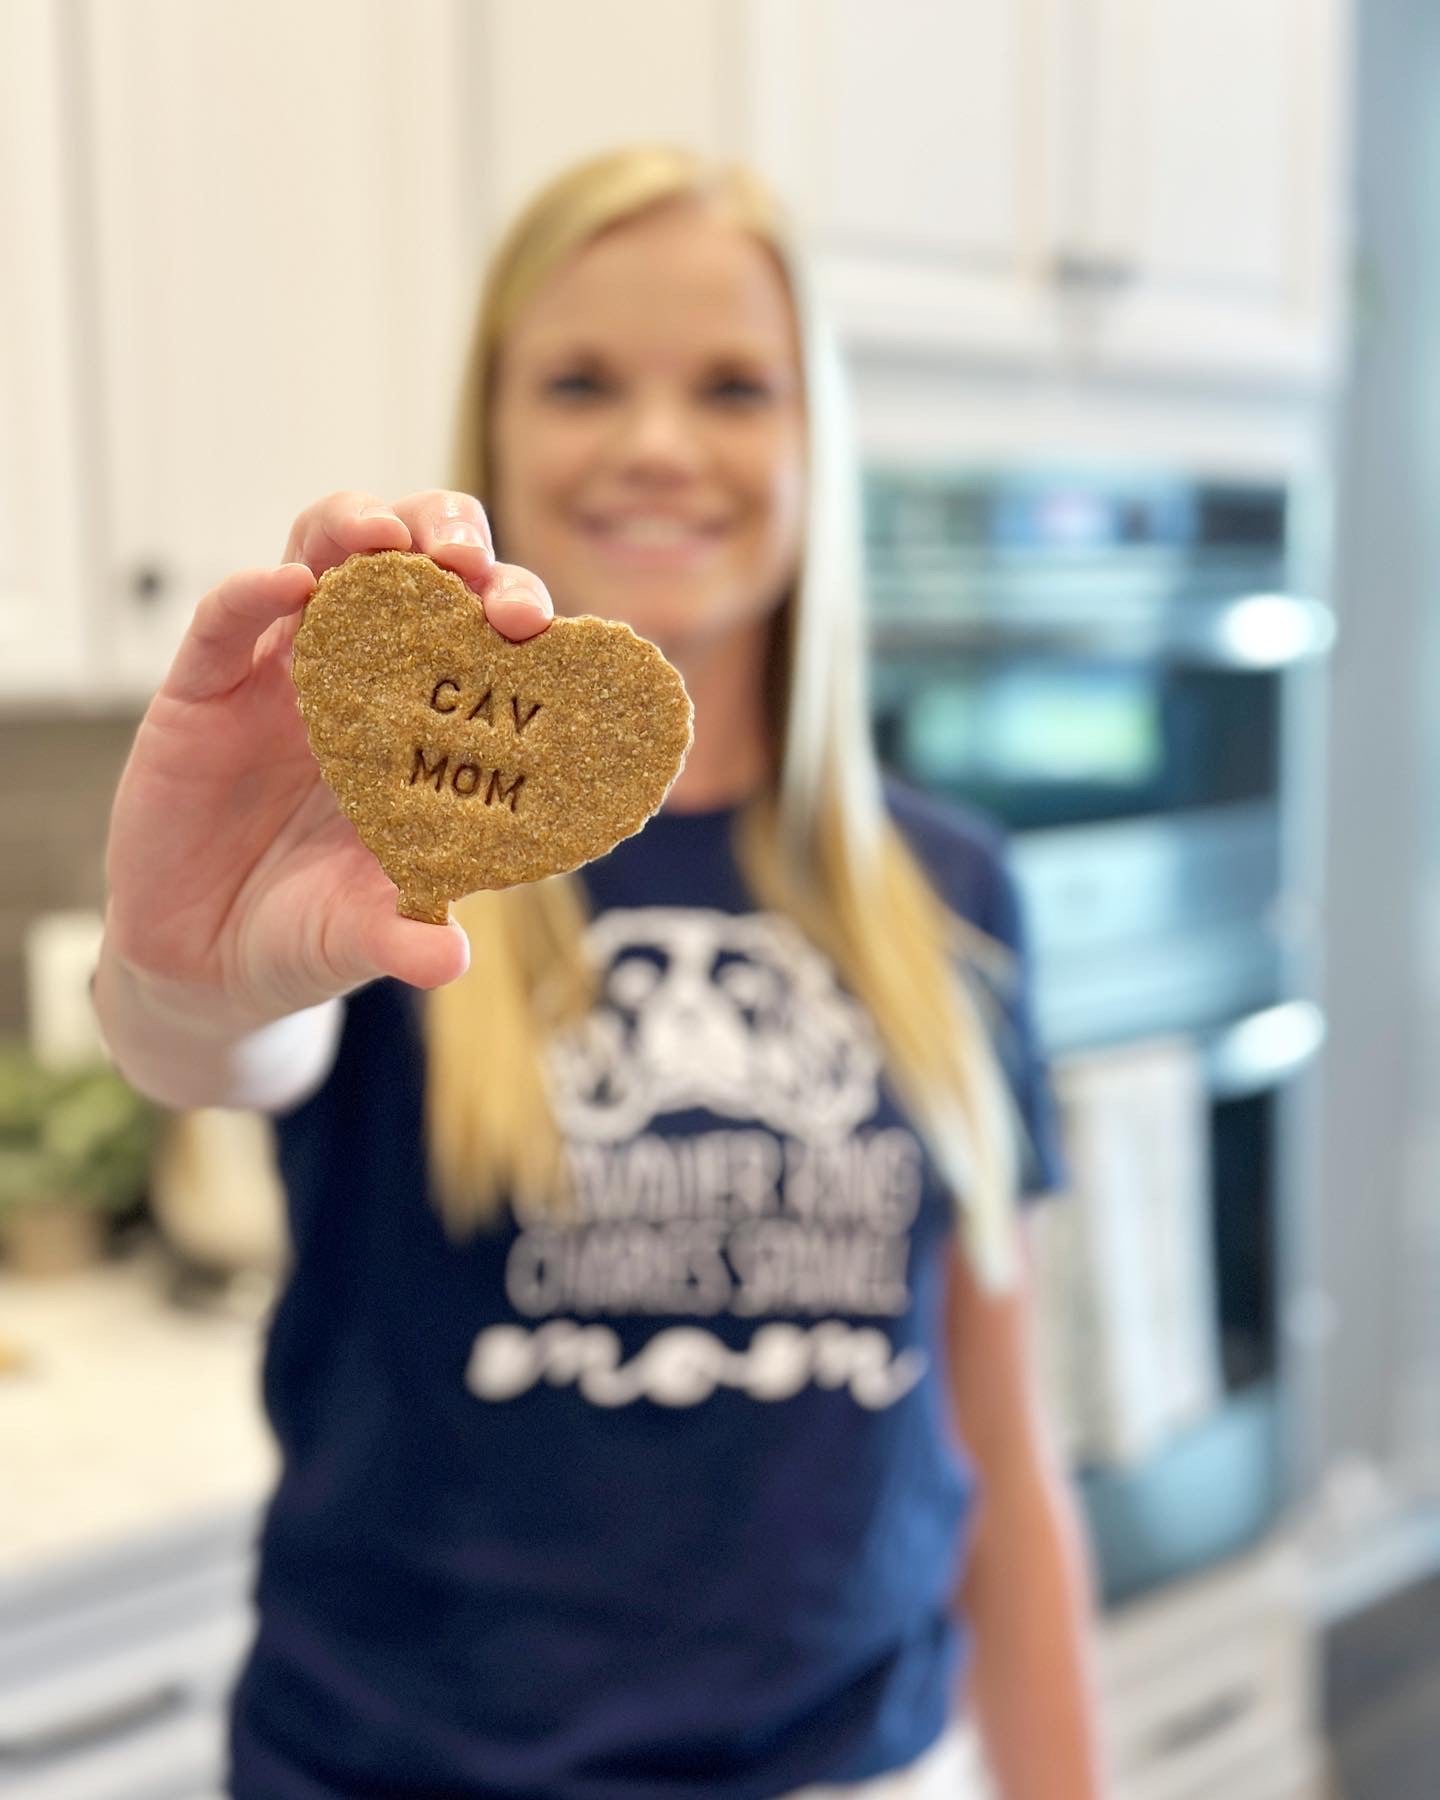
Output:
top-left (74, 0), bottom-right (475, 701)
top-left (65, 0), bottom-right (741, 702)
top-left (472, 0), bottom-right (734, 224)
top-left (0, 0), bottom-right (1351, 703)
top-left (1076, 0), bottom-right (1349, 383)
top-left (733, 0), bottom-right (1073, 364)
top-left (734, 0), bottom-right (1350, 385)
top-left (0, 2), bottom-right (91, 703)
top-left (470, 0), bottom-right (1350, 383)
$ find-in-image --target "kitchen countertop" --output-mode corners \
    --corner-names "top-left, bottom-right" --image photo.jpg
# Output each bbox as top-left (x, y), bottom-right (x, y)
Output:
top-left (0, 1245), bottom-right (278, 1581)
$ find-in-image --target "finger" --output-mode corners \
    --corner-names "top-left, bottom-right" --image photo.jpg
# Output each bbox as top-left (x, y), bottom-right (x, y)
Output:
top-left (255, 606), bottom-right (304, 670)
top-left (342, 907), bottom-right (472, 993)
top-left (162, 563), bottom-right (316, 703)
top-left (391, 490), bottom-right (496, 594)
top-left (480, 561), bottom-right (554, 642)
top-left (283, 490), bottom-right (413, 575)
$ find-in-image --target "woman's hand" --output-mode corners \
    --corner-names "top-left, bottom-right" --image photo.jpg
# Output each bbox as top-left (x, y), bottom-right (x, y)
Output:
top-left (102, 490), bottom-right (553, 1030)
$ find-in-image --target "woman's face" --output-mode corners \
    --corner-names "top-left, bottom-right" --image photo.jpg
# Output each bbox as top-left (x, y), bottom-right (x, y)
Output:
top-left (489, 201), bottom-right (806, 663)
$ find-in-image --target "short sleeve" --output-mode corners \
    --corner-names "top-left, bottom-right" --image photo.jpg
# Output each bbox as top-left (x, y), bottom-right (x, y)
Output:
top-left (976, 846), bottom-right (1069, 1203)
top-left (884, 779), bottom-right (1069, 1206)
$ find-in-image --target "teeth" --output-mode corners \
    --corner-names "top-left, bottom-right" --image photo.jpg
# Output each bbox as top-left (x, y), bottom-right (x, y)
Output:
top-left (597, 517), bottom-right (707, 545)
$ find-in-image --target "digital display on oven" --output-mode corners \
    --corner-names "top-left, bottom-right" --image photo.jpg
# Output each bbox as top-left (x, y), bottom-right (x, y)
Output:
top-left (900, 665), bottom-right (1163, 788)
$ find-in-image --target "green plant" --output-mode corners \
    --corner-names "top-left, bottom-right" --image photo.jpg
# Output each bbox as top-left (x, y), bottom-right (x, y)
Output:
top-left (0, 1042), bottom-right (159, 1217)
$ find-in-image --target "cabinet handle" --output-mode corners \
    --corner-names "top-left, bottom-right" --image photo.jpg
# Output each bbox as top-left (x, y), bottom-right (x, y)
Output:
top-left (0, 1681), bottom-right (192, 1765)
top-left (1051, 253), bottom-right (1138, 293)
top-left (130, 562), bottom-right (170, 606)
top-left (1142, 1683), bottom-right (1256, 1761)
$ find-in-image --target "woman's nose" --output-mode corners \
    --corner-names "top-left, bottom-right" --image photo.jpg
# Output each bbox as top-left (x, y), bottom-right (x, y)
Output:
top-left (609, 393), bottom-right (706, 478)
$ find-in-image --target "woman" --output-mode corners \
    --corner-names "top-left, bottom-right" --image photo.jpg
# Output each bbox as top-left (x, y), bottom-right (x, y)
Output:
top-left (94, 147), bottom-right (1109, 1798)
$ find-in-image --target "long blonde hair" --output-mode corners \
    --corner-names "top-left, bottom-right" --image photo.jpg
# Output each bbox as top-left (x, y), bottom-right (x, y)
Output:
top-left (429, 146), bottom-right (1025, 1289)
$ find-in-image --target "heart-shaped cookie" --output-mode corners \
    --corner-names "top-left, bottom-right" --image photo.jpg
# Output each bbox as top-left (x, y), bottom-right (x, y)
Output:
top-left (292, 550), bottom-right (693, 922)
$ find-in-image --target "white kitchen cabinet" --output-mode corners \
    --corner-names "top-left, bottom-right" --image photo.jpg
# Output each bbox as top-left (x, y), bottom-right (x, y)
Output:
top-left (733, 0), bottom-right (1350, 385)
top-left (472, 0), bottom-right (733, 226)
top-left (1076, 0), bottom-right (1349, 384)
top-left (75, 0), bottom-right (476, 703)
top-left (0, 0), bottom-right (1352, 703)
top-left (72, 0), bottom-right (736, 703)
top-left (1100, 1539), bottom-right (1327, 1800)
top-left (0, 1506), bottom-right (258, 1800)
top-left (0, 2), bottom-right (92, 701)
top-left (0, 1249), bottom-right (274, 1796)
top-left (733, 0), bottom-right (1076, 364)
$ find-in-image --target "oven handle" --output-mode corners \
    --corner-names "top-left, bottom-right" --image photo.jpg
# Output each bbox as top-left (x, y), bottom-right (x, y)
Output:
top-left (1179, 592), bottom-right (1336, 669)
top-left (869, 592), bottom-right (1337, 670)
top-left (1199, 1000), bottom-right (1326, 1102)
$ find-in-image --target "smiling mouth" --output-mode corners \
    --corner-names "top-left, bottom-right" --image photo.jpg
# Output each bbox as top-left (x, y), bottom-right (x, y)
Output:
top-left (579, 514), bottom-right (730, 548)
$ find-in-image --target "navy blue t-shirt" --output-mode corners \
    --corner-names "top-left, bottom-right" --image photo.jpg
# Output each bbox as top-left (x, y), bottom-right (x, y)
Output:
top-left (228, 782), bottom-right (1065, 1800)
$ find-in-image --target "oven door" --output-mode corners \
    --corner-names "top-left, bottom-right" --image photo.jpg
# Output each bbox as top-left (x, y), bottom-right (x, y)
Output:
top-left (869, 595), bottom-right (1333, 1046)
top-left (1074, 1007), bottom-right (1323, 1605)
top-left (868, 594), bottom-right (1330, 836)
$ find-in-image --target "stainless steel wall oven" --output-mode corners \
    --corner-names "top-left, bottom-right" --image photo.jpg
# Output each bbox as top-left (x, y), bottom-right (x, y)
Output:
top-left (865, 467), bottom-right (1333, 1604)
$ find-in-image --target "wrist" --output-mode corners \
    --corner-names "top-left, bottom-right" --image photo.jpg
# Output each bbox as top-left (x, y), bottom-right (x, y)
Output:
top-left (92, 930), bottom-right (343, 1112)
top-left (93, 927), bottom-right (281, 1044)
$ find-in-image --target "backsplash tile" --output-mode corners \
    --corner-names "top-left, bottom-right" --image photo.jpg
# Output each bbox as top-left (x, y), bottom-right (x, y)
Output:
top-left (0, 714), bottom-right (141, 1035)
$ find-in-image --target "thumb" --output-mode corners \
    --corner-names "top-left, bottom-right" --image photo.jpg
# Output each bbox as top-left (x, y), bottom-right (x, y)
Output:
top-left (350, 909), bottom-right (472, 992)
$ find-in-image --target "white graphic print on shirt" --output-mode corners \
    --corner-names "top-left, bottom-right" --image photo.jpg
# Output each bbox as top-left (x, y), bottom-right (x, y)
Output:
top-left (466, 908), bottom-right (933, 1409)
top-left (548, 908), bottom-right (882, 1142)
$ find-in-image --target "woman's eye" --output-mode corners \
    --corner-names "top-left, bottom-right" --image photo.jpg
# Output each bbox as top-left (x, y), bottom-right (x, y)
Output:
top-left (547, 371), bottom-right (607, 400)
top-left (708, 376), bottom-right (772, 406)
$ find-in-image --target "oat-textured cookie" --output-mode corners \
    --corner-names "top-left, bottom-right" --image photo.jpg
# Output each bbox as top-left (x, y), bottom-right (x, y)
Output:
top-left (291, 550), bottom-right (693, 922)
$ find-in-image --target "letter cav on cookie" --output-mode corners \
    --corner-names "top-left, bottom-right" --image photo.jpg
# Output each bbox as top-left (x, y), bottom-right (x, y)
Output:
top-left (430, 679), bottom-right (542, 736)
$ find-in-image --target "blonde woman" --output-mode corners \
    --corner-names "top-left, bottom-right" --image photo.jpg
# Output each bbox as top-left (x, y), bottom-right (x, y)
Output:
top-left (94, 148), bottom-right (1109, 1799)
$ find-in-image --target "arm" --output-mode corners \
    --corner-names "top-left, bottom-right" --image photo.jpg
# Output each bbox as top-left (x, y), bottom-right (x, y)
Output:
top-left (946, 1227), bottom-right (1112, 1798)
top-left (91, 941), bottom-right (342, 1113)
top-left (93, 489), bottom-right (553, 1112)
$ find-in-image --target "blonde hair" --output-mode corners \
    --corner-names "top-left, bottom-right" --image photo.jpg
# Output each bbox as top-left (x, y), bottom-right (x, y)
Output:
top-left (429, 145), bottom-right (1025, 1289)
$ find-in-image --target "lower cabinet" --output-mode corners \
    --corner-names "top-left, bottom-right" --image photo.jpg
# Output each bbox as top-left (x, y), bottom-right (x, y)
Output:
top-left (1102, 1537), bottom-right (1330, 1800)
top-left (0, 1512), bottom-right (1328, 1799)
top-left (0, 1507), bottom-right (258, 1800)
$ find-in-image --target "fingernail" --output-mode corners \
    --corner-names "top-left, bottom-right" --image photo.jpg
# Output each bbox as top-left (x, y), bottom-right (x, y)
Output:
top-left (493, 570), bottom-right (552, 612)
top-left (433, 520), bottom-right (487, 548)
top-left (358, 504), bottom-right (403, 523)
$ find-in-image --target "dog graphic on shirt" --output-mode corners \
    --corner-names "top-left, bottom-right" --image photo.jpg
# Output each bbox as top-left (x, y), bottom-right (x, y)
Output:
top-left (546, 908), bottom-right (883, 1145)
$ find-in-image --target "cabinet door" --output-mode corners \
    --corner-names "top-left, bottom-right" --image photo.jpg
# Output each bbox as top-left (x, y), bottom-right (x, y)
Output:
top-left (79, 0), bottom-right (473, 701)
top-left (473, 0), bottom-right (732, 227)
top-left (0, 1), bottom-right (91, 701)
top-left (735, 0), bottom-right (1073, 362)
top-left (1075, 0), bottom-right (1349, 384)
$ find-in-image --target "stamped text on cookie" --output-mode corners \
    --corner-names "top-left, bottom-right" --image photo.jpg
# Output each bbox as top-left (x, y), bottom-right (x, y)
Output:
top-left (290, 549), bottom-right (693, 917)
top-left (429, 679), bottom-right (543, 735)
top-left (409, 748), bottom-right (525, 810)
top-left (409, 674), bottom-right (542, 812)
